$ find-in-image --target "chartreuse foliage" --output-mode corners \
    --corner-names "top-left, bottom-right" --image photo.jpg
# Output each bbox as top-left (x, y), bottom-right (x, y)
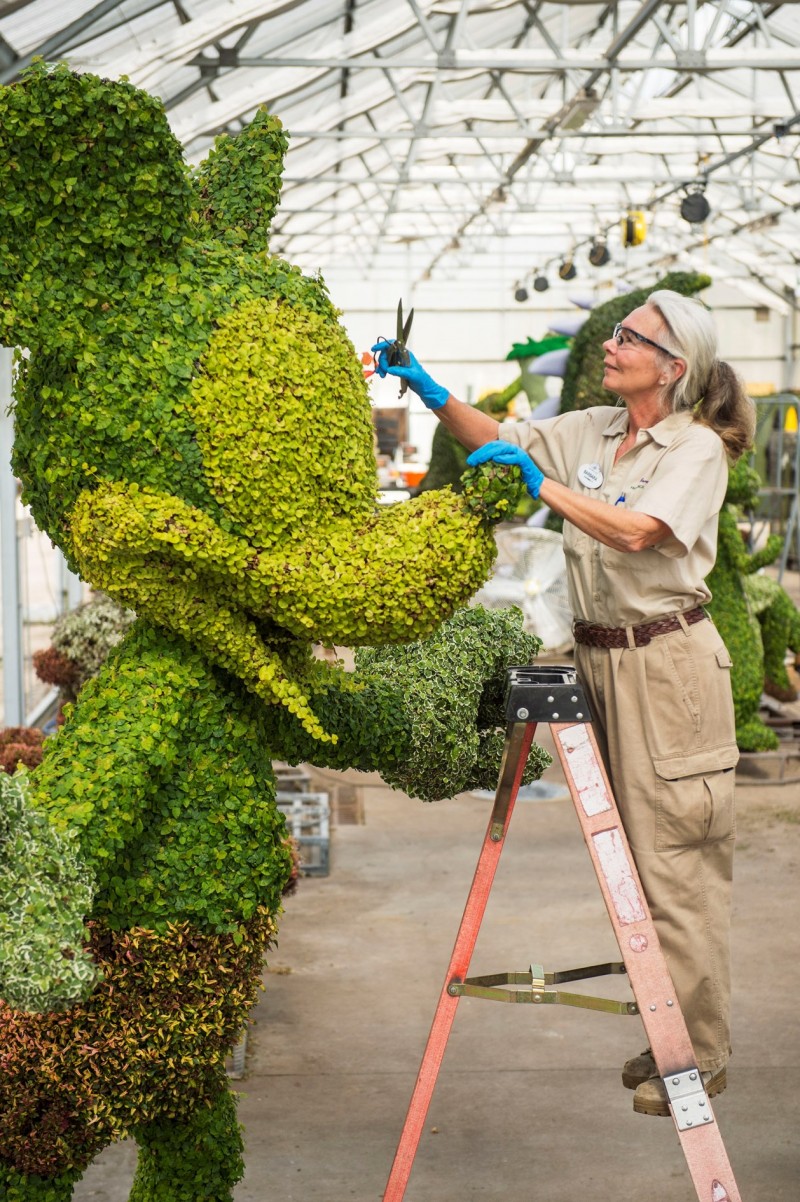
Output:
top-left (0, 62), bottom-right (546, 1200)
top-left (560, 271), bottom-right (711, 412)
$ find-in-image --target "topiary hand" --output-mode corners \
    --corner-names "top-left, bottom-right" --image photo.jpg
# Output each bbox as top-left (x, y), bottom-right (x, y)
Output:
top-left (467, 441), bottom-right (544, 499)
top-left (370, 342), bottom-right (450, 409)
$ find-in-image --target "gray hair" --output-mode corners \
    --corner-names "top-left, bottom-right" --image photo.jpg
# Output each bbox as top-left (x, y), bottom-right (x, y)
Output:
top-left (646, 289), bottom-right (755, 460)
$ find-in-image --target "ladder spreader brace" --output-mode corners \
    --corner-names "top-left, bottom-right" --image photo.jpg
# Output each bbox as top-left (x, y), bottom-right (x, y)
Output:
top-left (383, 666), bottom-right (742, 1202)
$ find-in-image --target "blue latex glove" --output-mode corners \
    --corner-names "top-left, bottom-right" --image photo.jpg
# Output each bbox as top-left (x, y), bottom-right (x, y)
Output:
top-left (370, 341), bottom-right (450, 410)
top-left (466, 440), bottom-right (545, 499)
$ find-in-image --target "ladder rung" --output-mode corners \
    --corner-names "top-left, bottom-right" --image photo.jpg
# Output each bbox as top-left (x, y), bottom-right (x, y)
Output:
top-left (455, 976), bottom-right (638, 1015)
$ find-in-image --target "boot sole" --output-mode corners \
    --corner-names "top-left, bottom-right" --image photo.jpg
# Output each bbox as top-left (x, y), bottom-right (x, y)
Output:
top-left (622, 1067), bottom-right (652, 1090)
top-left (633, 1068), bottom-right (727, 1117)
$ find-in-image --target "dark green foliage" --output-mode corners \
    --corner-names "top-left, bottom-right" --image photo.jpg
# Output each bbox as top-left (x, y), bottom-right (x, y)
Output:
top-left (355, 607), bottom-right (549, 799)
top-left (129, 1090), bottom-right (243, 1201)
top-left (560, 272), bottom-right (711, 412)
top-left (706, 460), bottom-right (783, 751)
top-left (461, 462), bottom-right (528, 523)
top-left (744, 570), bottom-right (800, 700)
top-left (0, 1166), bottom-right (81, 1201)
top-left (0, 62), bottom-right (193, 353)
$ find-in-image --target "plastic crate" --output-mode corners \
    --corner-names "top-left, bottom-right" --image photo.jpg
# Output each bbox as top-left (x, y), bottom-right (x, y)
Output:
top-left (276, 790), bottom-right (331, 876)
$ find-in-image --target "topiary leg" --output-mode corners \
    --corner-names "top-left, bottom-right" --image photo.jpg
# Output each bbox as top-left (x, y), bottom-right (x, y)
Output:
top-left (128, 1089), bottom-right (244, 1202)
top-left (760, 588), bottom-right (800, 701)
top-left (0, 1165), bottom-right (80, 1201)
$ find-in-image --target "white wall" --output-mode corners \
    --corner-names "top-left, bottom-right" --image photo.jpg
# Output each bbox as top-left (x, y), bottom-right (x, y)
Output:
top-left (323, 271), bottom-right (799, 462)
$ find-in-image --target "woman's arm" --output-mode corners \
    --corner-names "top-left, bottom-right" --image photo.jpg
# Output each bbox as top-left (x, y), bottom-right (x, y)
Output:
top-left (434, 395), bottom-right (502, 451)
top-left (539, 476), bottom-right (673, 553)
top-left (467, 440), bottom-right (672, 554)
top-left (371, 345), bottom-right (500, 450)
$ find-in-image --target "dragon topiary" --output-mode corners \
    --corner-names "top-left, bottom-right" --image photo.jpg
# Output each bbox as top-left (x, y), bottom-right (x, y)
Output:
top-left (705, 458), bottom-right (785, 752)
top-left (0, 63), bottom-right (549, 1200)
top-left (744, 571), bottom-right (800, 702)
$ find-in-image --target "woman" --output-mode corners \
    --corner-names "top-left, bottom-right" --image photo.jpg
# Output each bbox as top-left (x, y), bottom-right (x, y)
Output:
top-left (372, 290), bottom-right (755, 1116)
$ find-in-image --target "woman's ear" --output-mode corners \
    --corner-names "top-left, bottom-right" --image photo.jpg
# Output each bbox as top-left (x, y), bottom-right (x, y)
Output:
top-left (672, 357), bottom-right (687, 382)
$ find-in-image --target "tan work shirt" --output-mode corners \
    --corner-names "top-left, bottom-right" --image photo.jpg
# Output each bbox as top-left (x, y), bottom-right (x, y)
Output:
top-left (498, 406), bottom-right (728, 626)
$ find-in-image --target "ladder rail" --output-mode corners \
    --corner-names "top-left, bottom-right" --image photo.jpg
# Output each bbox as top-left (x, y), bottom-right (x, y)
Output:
top-left (382, 668), bottom-right (743, 1202)
top-left (382, 721), bottom-right (536, 1201)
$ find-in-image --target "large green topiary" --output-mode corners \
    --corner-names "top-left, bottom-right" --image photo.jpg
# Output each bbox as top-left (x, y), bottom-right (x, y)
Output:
top-left (0, 63), bottom-right (548, 1198)
top-left (705, 459), bottom-right (784, 751)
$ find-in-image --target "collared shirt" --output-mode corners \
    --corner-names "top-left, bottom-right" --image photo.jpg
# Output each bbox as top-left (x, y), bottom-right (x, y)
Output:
top-left (498, 406), bottom-right (728, 626)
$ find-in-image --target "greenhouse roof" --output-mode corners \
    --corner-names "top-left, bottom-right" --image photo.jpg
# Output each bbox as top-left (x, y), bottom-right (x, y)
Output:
top-left (1, 1), bottom-right (800, 308)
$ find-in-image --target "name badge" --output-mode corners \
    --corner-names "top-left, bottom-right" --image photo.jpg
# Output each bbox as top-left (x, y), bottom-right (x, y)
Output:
top-left (577, 462), bottom-right (604, 489)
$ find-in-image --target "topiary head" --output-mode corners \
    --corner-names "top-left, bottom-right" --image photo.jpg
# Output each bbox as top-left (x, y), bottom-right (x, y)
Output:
top-left (3, 64), bottom-right (510, 706)
top-left (725, 457), bottom-right (762, 508)
top-left (1, 63), bottom-right (376, 560)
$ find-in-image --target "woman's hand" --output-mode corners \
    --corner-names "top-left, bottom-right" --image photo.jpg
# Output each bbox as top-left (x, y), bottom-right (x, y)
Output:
top-left (466, 440), bottom-right (544, 499)
top-left (370, 342), bottom-right (450, 410)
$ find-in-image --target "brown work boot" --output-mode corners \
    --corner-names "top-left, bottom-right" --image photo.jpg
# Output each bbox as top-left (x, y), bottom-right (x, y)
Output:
top-left (633, 1065), bottom-right (727, 1117)
top-left (621, 1048), bottom-right (656, 1090)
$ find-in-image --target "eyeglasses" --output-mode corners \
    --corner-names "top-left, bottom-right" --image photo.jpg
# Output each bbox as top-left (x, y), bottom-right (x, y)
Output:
top-left (612, 322), bottom-right (680, 359)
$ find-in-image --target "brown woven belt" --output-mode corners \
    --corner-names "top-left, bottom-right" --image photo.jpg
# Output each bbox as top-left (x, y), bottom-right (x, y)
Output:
top-left (573, 606), bottom-right (708, 649)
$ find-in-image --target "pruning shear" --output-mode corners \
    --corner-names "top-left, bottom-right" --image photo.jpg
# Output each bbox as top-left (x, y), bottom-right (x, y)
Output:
top-left (363, 300), bottom-right (415, 397)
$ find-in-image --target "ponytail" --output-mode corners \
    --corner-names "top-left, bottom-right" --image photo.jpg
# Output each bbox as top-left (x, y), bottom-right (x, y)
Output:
top-left (695, 359), bottom-right (756, 463)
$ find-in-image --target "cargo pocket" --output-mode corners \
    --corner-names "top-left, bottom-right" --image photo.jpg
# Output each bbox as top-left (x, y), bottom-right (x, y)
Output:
top-left (654, 745), bottom-right (738, 850)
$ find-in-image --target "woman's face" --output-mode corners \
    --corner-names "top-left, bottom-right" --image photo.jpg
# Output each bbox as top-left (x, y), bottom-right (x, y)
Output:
top-left (601, 304), bottom-right (677, 404)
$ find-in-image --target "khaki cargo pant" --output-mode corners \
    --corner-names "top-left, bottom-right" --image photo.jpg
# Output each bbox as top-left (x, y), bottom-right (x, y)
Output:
top-left (574, 615), bottom-right (738, 1072)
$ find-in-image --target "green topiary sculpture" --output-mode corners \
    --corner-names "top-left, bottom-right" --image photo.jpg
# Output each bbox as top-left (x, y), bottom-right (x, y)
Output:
top-left (0, 63), bottom-right (549, 1198)
top-left (705, 459), bottom-right (785, 751)
top-left (744, 572), bottom-right (800, 702)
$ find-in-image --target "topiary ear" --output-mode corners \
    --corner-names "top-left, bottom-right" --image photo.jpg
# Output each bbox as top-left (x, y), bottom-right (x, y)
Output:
top-left (191, 107), bottom-right (287, 250)
top-left (0, 61), bottom-right (193, 348)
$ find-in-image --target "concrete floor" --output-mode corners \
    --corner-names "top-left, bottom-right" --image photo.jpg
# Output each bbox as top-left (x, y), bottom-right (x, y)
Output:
top-left (72, 705), bottom-right (800, 1202)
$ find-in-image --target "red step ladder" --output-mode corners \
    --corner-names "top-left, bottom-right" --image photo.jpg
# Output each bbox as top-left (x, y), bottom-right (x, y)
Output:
top-left (384, 666), bottom-right (742, 1202)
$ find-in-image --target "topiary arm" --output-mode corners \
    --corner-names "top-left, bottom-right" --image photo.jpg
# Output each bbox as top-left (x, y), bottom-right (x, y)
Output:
top-left (715, 506), bottom-right (754, 574)
top-left (70, 464), bottom-right (524, 728)
top-left (741, 533), bottom-right (784, 574)
top-left (263, 608), bottom-right (551, 802)
top-left (717, 504), bottom-right (783, 575)
top-left (71, 484), bottom-right (338, 742)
